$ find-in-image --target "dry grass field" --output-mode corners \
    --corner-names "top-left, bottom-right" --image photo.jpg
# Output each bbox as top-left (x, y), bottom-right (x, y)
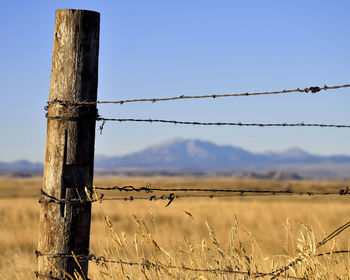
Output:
top-left (1, 176), bottom-right (350, 279)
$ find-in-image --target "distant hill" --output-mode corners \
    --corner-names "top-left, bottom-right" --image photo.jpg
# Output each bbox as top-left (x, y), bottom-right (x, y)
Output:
top-left (2, 139), bottom-right (350, 179)
top-left (93, 138), bottom-right (350, 179)
top-left (0, 160), bottom-right (43, 172)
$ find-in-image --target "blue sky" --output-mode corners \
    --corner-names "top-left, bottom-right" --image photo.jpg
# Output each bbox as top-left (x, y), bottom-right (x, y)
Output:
top-left (1, 0), bottom-right (350, 162)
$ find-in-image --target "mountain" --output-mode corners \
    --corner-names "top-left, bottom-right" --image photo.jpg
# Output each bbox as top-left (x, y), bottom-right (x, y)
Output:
top-left (3, 139), bottom-right (350, 179)
top-left (95, 138), bottom-right (260, 168)
top-left (94, 138), bottom-right (350, 169)
top-left (0, 160), bottom-right (43, 172)
top-left (93, 138), bottom-right (350, 179)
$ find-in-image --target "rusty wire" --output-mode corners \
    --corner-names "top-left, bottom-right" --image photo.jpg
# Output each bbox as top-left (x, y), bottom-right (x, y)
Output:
top-left (94, 184), bottom-right (350, 196)
top-left (39, 189), bottom-right (178, 207)
top-left (46, 84), bottom-right (350, 107)
top-left (38, 187), bottom-right (350, 207)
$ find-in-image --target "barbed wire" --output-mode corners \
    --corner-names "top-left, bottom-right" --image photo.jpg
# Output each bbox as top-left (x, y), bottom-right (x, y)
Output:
top-left (36, 188), bottom-right (350, 278)
top-left (38, 187), bottom-right (350, 207)
top-left (98, 118), bottom-right (350, 128)
top-left (34, 219), bottom-right (350, 279)
top-left (39, 189), bottom-right (177, 207)
top-left (35, 251), bottom-right (304, 279)
top-left (34, 247), bottom-right (350, 280)
top-left (45, 115), bottom-right (350, 129)
top-left (46, 84), bottom-right (350, 107)
top-left (94, 184), bottom-right (350, 196)
top-left (40, 83), bottom-right (350, 280)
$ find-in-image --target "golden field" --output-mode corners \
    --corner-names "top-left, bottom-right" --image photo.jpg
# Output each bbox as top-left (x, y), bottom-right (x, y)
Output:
top-left (1, 176), bottom-right (350, 279)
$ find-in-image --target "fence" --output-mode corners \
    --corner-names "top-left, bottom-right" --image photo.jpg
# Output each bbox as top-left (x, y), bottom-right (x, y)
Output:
top-left (36, 9), bottom-right (350, 280)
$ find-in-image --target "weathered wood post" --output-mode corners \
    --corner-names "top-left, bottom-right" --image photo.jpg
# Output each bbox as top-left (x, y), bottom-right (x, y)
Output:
top-left (37, 9), bottom-right (100, 279)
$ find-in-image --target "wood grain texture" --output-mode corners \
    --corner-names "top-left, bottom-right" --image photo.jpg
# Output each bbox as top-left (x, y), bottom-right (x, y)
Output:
top-left (37, 9), bottom-right (100, 279)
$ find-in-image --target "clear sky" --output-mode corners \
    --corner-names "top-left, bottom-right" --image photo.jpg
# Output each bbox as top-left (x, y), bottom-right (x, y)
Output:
top-left (1, 0), bottom-right (350, 162)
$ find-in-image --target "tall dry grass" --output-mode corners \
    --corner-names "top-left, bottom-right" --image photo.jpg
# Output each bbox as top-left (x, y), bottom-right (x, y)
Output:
top-left (0, 176), bottom-right (350, 279)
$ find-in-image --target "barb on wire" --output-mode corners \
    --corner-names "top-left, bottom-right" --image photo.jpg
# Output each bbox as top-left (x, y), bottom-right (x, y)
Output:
top-left (98, 120), bottom-right (106, 134)
top-left (46, 84), bottom-right (350, 106)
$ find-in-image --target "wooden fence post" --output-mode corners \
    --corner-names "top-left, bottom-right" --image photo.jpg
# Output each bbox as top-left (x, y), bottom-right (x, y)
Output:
top-left (37, 9), bottom-right (100, 279)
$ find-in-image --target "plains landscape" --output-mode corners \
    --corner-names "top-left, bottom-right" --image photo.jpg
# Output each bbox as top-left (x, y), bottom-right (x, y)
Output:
top-left (1, 175), bottom-right (350, 279)
top-left (2, 1), bottom-right (350, 279)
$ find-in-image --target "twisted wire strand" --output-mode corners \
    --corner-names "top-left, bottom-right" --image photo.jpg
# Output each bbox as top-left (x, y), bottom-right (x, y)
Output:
top-left (39, 187), bottom-right (350, 207)
top-left (35, 251), bottom-right (303, 279)
top-left (35, 248), bottom-right (350, 280)
top-left (94, 185), bottom-right (349, 196)
top-left (98, 118), bottom-right (350, 128)
top-left (46, 84), bottom-right (350, 106)
top-left (38, 189), bottom-right (178, 207)
top-left (45, 114), bottom-right (350, 129)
